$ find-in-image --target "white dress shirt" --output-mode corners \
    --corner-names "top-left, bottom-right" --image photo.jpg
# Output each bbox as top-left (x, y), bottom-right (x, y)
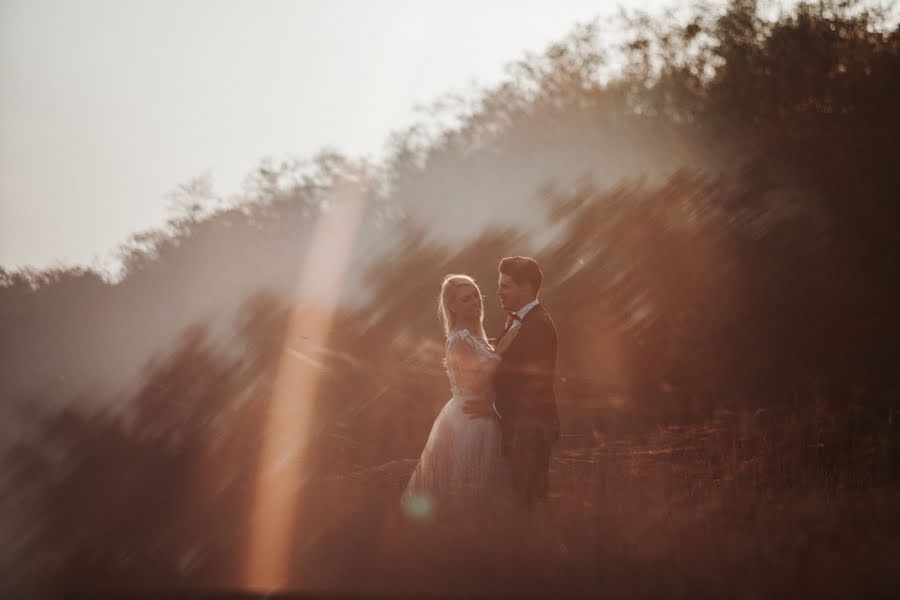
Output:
top-left (509, 298), bottom-right (540, 334)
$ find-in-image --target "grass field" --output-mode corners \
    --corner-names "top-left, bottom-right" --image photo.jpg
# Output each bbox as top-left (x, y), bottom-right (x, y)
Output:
top-left (274, 403), bottom-right (900, 597)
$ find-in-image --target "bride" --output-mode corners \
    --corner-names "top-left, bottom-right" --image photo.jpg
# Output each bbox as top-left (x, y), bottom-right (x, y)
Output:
top-left (402, 274), bottom-right (517, 512)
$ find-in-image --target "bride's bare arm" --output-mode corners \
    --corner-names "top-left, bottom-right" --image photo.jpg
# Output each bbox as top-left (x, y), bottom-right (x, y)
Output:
top-left (448, 335), bottom-right (498, 395)
top-left (447, 336), bottom-right (500, 419)
top-left (493, 325), bottom-right (520, 355)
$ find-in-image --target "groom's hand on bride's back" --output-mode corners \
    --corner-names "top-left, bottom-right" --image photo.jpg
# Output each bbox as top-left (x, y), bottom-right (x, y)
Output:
top-left (462, 399), bottom-right (496, 419)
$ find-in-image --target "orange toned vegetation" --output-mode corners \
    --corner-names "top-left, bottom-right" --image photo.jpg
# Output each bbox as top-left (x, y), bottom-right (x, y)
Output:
top-left (2, 1), bottom-right (899, 597)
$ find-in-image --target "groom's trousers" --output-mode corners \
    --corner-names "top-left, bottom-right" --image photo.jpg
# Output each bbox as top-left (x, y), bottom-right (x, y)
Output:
top-left (507, 428), bottom-right (553, 508)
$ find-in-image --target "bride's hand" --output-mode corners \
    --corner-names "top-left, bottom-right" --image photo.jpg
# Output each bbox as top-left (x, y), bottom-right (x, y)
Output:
top-left (462, 398), bottom-right (496, 419)
top-left (494, 326), bottom-right (519, 355)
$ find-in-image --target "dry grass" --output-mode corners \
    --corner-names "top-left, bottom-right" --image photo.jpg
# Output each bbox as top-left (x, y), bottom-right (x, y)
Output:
top-left (283, 404), bottom-right (900, 598)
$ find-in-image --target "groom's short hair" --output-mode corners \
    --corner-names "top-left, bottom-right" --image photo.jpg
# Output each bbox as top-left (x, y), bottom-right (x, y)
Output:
top-left (499, 256), bottom-right (543, 294)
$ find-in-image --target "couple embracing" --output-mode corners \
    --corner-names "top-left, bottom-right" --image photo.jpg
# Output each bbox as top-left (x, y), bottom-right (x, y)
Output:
top-left (403, 256), bottom-right (560, 513)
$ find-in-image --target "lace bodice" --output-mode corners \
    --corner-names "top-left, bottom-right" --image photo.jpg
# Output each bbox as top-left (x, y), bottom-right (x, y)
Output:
top-left (402, 328), bottom-right (506, 504)
top-left (444, 329), bottom-right (501, 398)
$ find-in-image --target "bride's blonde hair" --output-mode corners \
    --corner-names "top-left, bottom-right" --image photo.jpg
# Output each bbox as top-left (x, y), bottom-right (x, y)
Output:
top-left (438, 274), bottom-right (491, 347)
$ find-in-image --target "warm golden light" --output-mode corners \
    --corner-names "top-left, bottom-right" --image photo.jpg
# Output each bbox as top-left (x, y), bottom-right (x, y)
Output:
top-left (243, 178), bottom-right (368, 590)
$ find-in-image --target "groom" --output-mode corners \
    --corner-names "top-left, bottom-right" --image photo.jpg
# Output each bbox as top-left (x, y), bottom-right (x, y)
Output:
top-left (463, 256), bottom-right (560, 508)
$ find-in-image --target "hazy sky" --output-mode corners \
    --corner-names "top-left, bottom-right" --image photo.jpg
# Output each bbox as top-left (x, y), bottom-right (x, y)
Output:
top-left (1, 0), bottom-right (678, 273)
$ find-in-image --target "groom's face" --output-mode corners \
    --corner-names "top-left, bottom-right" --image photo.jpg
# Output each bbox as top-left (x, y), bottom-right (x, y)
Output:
top-left (497, 273), bottom-right (532, 313)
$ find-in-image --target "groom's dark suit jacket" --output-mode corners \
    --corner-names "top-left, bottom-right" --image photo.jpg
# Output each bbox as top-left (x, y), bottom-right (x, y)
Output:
top-left (493, 302), bottom-right (560, 453)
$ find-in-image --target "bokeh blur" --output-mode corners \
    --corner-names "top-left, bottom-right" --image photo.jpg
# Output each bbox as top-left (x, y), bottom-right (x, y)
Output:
top-left (2, 1), bottom-right (900, 597)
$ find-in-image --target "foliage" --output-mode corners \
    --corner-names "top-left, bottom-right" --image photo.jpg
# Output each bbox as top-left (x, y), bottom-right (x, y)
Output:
top-left (2, 1), bottom-right (899, 595)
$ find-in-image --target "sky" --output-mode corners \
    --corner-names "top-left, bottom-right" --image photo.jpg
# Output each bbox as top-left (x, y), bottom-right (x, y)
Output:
top-left (0, 0), bottom-right (680, 273)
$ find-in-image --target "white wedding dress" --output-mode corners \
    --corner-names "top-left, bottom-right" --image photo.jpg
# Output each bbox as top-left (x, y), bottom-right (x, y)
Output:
top-left (402, 328), bottom-right (504, 509)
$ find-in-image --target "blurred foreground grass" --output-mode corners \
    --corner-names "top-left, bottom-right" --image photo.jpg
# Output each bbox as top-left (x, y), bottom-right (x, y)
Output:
top-left (289, 404), bottom-right (900, 598)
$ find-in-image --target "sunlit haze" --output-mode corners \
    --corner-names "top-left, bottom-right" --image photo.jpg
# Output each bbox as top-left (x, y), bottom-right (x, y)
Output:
top-left (4, 0), bottom-right (900, 595)
top-left (0, 0), bottom-right (681, 273)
